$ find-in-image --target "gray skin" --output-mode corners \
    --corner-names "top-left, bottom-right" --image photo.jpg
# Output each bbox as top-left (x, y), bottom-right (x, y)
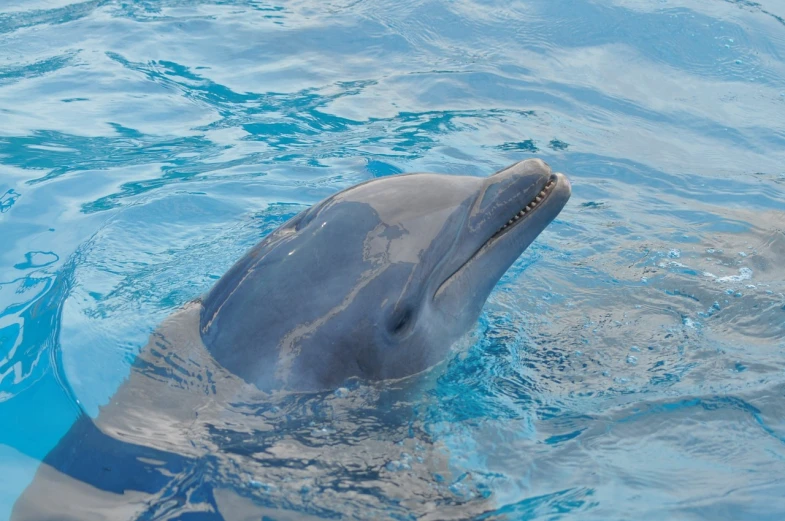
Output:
top-left (200, 158), bottom-right (571, 391)
top-left (11, 158), bottom-right (571, 521)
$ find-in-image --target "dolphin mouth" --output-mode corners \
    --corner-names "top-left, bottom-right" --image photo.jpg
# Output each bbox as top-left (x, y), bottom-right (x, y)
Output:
top-left (489, 174), bottom-right (558, 241)
top-left (433, 173), bottom-right (565, 299)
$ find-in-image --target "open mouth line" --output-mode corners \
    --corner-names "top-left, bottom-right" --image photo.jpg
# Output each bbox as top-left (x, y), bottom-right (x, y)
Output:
top-left (490, 176), bottom-right (557, 240)
top-left (434, 174), bottom-right (559, 299)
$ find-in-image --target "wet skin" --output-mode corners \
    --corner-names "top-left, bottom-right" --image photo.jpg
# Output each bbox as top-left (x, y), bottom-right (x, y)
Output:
top-left (201, 158), bottom-right (571, 391)
top-left (12, 158), bottom-right (571, 520)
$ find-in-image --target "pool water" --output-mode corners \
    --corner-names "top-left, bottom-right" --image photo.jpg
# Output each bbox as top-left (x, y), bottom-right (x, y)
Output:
top-left (1, 0), bottom-right (784, 519)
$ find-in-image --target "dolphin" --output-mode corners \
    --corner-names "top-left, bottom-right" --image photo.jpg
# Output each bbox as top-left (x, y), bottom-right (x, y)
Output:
top-left (12, 158), bottom-right (571, 520)
top-left (200, 158), bottom-right (571, 391)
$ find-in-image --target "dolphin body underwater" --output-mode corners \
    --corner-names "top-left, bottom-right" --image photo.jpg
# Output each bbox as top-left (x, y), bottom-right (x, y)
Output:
top-left (12, 159), bottom-right (571, 520)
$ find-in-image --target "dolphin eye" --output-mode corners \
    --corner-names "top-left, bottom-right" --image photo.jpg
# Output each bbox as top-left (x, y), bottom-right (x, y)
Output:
top-left (389, 308), bottom-right (412, 335)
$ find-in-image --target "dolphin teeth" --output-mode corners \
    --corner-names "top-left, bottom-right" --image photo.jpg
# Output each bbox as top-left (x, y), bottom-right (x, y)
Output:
top-left (495, 178), bottom-right (558, 236)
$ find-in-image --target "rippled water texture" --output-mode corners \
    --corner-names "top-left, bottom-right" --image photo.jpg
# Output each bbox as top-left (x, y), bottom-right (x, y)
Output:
top-left (1, 1), bottom-right (785, 519)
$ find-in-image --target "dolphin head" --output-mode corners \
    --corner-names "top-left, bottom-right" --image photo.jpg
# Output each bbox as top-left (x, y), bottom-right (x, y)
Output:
top-left (200, 159), bottom-right (571, 391)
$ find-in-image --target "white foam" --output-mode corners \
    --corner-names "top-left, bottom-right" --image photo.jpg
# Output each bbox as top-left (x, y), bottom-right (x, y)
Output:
top-left (716, 267), bottom-right (753, 283)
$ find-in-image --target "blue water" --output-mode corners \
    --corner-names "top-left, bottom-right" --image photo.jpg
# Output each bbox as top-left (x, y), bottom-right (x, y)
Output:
top-left (1, 0), bottom-right (785, 519)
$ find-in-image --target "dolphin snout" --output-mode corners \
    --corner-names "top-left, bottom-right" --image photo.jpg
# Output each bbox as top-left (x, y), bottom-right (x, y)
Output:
top-left (490, 157), bottom-right (551, 180)
top-left (471, 159), bottom-right (554, 230)
top-left (550, 171), bottom-right (572, 199)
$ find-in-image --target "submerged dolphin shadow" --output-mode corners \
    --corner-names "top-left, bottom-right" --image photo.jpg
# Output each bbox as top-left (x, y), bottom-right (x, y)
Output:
top-left (12, 159), bottom-right (571, 520)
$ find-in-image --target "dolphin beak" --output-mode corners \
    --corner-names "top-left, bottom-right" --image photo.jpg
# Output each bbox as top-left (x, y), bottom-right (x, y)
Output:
top-left (470, 159), bottom-right (564, 239)
top-left (434, 159), bottom-right (571, 304)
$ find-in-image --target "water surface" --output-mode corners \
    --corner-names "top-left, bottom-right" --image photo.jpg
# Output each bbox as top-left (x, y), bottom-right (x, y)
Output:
top-left (1, 0), bottom-right (784, 519)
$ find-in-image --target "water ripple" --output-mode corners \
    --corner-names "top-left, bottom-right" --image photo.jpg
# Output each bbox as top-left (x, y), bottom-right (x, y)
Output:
top-left (1, 0), bottom-right (784, 519)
